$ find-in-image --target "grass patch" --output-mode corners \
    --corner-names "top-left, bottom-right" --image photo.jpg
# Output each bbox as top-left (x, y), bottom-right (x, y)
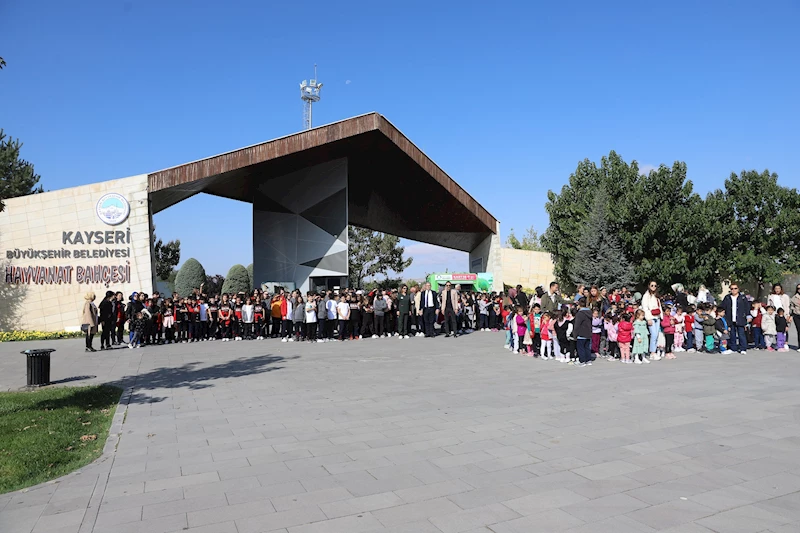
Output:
top-left (0, 385), bottom-right (122, 494)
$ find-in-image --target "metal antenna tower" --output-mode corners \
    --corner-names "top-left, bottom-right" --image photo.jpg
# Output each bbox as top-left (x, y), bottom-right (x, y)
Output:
top-left (300, 64), bottom-right (322, 130)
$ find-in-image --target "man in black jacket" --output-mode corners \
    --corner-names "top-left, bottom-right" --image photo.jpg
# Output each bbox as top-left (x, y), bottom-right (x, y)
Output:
top-left (98, 290), bottom-right (115, 350)
top-left (515, 285), bottom-right (529, 312)
top-left (573, 298), bottom-right (593, 366)
top-left (722, 283), bottom-right (749, 354)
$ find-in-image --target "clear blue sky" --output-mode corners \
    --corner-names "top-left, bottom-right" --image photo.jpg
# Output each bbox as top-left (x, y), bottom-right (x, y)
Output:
top-left (2, 1), bottom-right (798, 279)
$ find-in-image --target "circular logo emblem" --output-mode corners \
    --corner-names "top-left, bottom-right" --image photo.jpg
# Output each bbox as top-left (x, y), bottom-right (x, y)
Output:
top-left (96, 193), bottom-right (130, 226)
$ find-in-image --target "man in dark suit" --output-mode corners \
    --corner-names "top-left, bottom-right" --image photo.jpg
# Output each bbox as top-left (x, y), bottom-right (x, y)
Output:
top-left (419, 282), bottom-right (440, 338)
top-left (722, 283), bottom-right (749, 354)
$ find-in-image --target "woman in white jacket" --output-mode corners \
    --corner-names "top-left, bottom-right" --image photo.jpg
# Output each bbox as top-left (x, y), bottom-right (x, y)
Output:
top-left (640, 281), bottom-right (663, 360)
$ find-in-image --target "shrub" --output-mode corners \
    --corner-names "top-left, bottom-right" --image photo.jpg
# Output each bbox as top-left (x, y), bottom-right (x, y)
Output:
top-left (174, 258), bottom-right (207, 297)
top-left (221, 264), bottom-right (251, 295)
top-left (247, 263), bottom-right (254, 289)
top-left (0, 331), bottom-right (84, 342)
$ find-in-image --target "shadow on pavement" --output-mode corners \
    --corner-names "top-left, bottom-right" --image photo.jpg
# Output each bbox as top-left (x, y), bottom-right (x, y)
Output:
top-left (114, 354), bottom-right (296, 404)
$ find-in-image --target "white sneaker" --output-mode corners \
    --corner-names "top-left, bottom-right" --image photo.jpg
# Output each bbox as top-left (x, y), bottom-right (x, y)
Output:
top-left (635, 358), bottom-right (643, 364)
top-left (578, 362), bottom-right (586, 367)
top-left (642, 357), bottom-right (651, 364)
top-left (651, 354), bottom-right (662, 361)
top-left (372, 335), bottom-right (378, 339)
top-left (722, 349), bottom-right (733, 354)
top-left (586, 362), bottom-right (592, 366)
top-left (503, 344), bottom-right (510, 350)
top-left (740, 350), bottom-right (747, 354)
top-left (128, 343), bottom-right (134, 349)
top-left (687, 348), bottom-right (696, 353)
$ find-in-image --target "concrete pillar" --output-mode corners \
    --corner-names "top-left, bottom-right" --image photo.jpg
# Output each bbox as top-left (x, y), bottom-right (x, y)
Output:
top-left (252, 158), bottom-right (348, 294)
top-left (469, 221), bottom-right (503, 292)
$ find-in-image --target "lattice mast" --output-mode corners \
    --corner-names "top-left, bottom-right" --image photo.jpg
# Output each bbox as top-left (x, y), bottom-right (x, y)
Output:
top-left (300, 64), bottom-right (322, 130)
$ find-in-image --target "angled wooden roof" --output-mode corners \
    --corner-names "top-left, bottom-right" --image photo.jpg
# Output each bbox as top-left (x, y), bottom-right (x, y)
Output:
top-left (148, 113), bottom-right (498, 251)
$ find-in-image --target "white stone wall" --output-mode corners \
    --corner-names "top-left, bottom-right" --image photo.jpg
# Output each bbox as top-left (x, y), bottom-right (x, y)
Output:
top-left (0, 175), bottom-right (153, 332)
top-left (500, 248), bottom-right (555, 291)
top-left (468, 221), bottom-right (503, 292)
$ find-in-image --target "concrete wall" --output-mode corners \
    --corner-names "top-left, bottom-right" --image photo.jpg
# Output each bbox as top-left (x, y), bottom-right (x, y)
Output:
top-left (500, 248), bottom-right (555, 291)
top-left (469, 221), bottom-right (503, 292)
top-left (253, 159), bottom-right (348, 294)
top-left (0, 175), bottom-right (153, 332)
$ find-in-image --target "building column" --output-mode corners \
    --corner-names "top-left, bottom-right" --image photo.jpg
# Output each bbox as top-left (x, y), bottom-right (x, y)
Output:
top-left (252, 158), bottom-right (348, 294)
top-left (469, 221), bottom-right (503, 292)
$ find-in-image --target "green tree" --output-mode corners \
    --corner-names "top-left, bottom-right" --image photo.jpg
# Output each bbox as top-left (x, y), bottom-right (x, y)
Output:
top-left (506, 226), bottom-right (545, 251)
top-left (153, 232), bottom-right (181, 281)
top-left (348, 226), bottom-right (413, 288)
top-left (543, 151), bottom-right (720, 291)
top-left (246, 263), bottom-right (254, 289)
top-left (221, 264), bottom-right (250, 295)
top-left (205, 274), bottom-right (225, 296)
top-left (0, 130), bottom-right (43, 212)
top-left (174, 258), bottom-right (207, 297)
top-left (568, 189), bottom-right (635, 290)
top-left (718, 170), bottom-right (800, 297)
top-left (0, 57), bottom-right (6, 69)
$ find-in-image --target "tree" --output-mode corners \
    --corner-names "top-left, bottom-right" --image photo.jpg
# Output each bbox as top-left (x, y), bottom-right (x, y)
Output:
top-left (543, 151), bottom-right (720, 291)
top-left (0, 57), bottom-right (6, 69)
top-left (246, 263), bottom-right (254, 289)
top-left (718, 170), bottom-right (800, 297)
top-left (568, 189), bottom-right (635, 290)
top-left (348, 226), bottom-right (413, 288)
top-left (221, 264), bottom-right (250, 295)
top-left (506, 226), bottom-right (545, 251)
top-left (0, 130), bottom-right (43, 212)
top-left (205, 274), bottom-right (225, 296)
top-left (174, 258), bottom-right (207, 297)
top-left (153, 233), bottom-right (181, 281)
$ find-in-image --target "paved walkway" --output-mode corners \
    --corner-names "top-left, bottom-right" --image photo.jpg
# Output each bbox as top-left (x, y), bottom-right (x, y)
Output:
top-left (1, 333), bottom-right (800, 533)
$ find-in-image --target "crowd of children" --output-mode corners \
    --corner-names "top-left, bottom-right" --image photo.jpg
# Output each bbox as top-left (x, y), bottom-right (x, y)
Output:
top-left (499, 281), bottom-right (799, 366)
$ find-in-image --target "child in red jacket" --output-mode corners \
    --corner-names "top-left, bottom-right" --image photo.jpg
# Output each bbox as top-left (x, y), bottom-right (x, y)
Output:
top-left (617, 313), bottom-right (633, 364)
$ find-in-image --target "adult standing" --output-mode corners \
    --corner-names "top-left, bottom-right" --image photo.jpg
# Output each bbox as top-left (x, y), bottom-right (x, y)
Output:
top-left (672, 283), bottom-right (689, 311)
top-left (790, 284), bottom-right (800, 351)
top-left (768, 283), bottom-right (791, 313)
top-left (574, 298), bottom-right (593, 366)
top-left (722, 283), bottom-right (749, 354)
top-left (587, 286), bottom-right (603, 313)
top-left (317, 292), bottom-right (327, 342)
top-left (419, 282), bottom-right (440, 338)
top-left (640, 280), bottom-right (663, 360)
top-left (114, 291), bottom-right (126, 345)
top-left (397, 285), bottom-right (411, 339)
top-left (98, 290), bottom-right (115, 350)
top-left (541, 281), bottom-right (565, 315)
top-left (413, 286), bottom-right (424, 336)
top-left (440, 281), bottom-right (460, 338)
top-left (81, 292), bottom-right (98, 352)
top-left (372, 290), bottom-right (387, 338)
top-left (515, 285), bottom-right (529, 311)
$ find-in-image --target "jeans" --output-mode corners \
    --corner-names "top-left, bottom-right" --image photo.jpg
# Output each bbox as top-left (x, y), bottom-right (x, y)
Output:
top-left (729, 324), bottom-right (747, 352)
top-left (577, 337), bottom-right (592, 363)
top-left (479, 314), bottom-right (488, 329)
top-left (648, 321), bottom-right (660, 353)
top-left (752, 326), bottom-right (764, 349)
top-left (686, 329), bottom-right (694, 349)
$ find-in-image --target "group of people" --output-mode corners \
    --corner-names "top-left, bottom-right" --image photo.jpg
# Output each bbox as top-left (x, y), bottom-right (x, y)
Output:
top-left (500, 281), bottom-right (800, 367)
top-left (79, 281), bottom-right (514, 351)
top-left (78, 280), bottom-right (800, 358)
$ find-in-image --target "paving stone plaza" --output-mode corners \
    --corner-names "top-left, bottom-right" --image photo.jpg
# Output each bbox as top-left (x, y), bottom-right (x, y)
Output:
top-left (2, 332), bottom-right (800, 533)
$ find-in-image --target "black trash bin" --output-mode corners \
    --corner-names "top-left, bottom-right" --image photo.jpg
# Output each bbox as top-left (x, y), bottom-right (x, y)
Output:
top-left (22, 349), bottom-right (55, 387)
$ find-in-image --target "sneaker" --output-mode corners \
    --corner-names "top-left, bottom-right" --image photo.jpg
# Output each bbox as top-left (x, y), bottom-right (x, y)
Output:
top-left (665, 353), bottom-right (677, 359)
top-left (767, 346), bottom-right (775, 351)
top-left (372, 335), bottom-right (378, 339)
top-left (642, 357), bottom-right (650, 364)
top-left (634, 358), bottom-right (642, 364)
top-left (687, 348), bottom-right (696, 353)
top-left (740, 350), bottom-right (747, 354)
top-left (651, 354), bottom-right (662, 361)
top-left (281, 338), bottom-right (287, 343)
top-left (128, 343), bottom-right (134, 349)
top-left (779, 347), bottom-right (790, 352)
top-left (577, 362), bottom-right (586, 367)
top-left (722, 349), bottom-right (734, 355)
top-left (503, 344), bottom-right (510, 350)
top-left (586, 362), bottom-right (592, 366)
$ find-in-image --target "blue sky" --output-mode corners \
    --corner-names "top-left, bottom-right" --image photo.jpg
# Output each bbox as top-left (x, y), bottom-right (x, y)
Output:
top-left (2, 1), bottom-right (798, 279)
